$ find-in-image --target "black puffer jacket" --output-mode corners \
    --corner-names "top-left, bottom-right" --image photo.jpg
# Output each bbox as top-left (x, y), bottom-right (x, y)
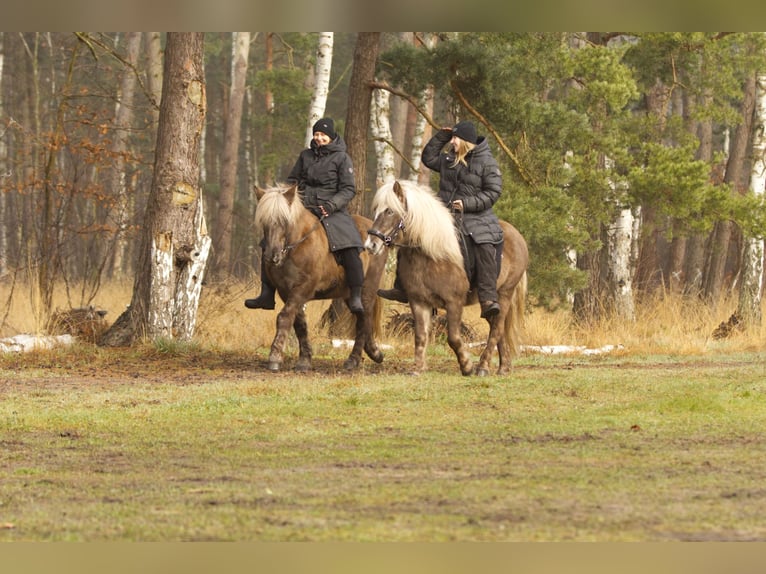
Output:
top-left (421, 129), bottom-right (504, 245)
top-left (287, 136), bottom-right (363, 251)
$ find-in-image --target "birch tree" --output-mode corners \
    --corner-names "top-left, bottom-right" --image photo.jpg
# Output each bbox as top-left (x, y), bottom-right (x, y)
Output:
top-left (100, 33), bottom-right (210, 346)
top-left (305, 32), bottom-right (333, 147)
top-left (370, 85), bottom-right (395, 188)
top-left (213, 31), bottom-right (250, 276)
top-left (108, 31), bottom-right (142, 278)
top-left (145, 32), bottom-right (163, 123)
top-left (737, 64), bottom-right (766, 326)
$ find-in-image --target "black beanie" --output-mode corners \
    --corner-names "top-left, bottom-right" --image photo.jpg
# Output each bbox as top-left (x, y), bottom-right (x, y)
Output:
top-left (452, 120), bottom-right (478, 144)
top-left (312, 117), bottom-right (337, 140)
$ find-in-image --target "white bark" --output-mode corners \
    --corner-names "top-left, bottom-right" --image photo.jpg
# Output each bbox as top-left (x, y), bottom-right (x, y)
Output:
top-left (305, 32), bottom-right (333, 147)
top-left (148, 232), bottom-right (174, 339)
top-left (174, 193), bottom-right (212, 340)
top-left (371, 86), bottom-right (396, 187)
top-left (737, 69), bottom-right (766, 325)
top-left (409, 33), bottom-right (436, 184)
top-left (604, 156), bottom-right (636, 322)
top-left (145, 32), bottom-right (163, 121)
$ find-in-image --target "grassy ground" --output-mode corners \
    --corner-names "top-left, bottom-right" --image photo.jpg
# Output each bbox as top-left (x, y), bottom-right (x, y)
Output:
top-left (2, 344), bottom-right (765, 541)
top-left (1, 281), bottom-right (766, 541)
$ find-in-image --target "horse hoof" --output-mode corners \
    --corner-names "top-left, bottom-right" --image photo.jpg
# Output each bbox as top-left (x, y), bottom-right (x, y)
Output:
top-left (366, 348), bottom-right (384, 363)
top-left (475, 367), bottom-right (489, 377)
top-left (267, 361), bottom-right (281, 372)
top-left (343, 358), bottom-right (360, 371)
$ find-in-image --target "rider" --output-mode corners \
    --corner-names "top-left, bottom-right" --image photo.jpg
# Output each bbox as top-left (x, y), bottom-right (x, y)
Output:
top-left (245, 118), bottom-right (365, 314)
top-left (378, 120), bottom-right (504, 319)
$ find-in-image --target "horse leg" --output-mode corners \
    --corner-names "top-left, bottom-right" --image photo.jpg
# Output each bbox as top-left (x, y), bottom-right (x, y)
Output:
top-left (445, 301), bottom-right (473, 376)
top-left (344, 312), bottom-right (366, 371)
top-left (410, 303), bottom-right (432, 375)
top-left (293, 306), bottom-right (313, 372)
top-left (362, 299), bottom-right (384, 365)
top-left (476, 306), bottom-right (505, 377)
top-left (267, 301), bottom-right (300, 372)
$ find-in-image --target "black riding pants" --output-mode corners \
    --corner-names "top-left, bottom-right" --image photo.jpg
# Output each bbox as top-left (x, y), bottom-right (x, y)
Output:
top-left (337, 247), bottom-right (364, 288)
top-left (472, 241), bottom-right (500, 304)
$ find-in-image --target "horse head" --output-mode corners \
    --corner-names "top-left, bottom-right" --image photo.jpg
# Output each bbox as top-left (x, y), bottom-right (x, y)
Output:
top-left (255, 184), bottom-right (301, 267)
top-left (365, 181), bottom-right (407, 256)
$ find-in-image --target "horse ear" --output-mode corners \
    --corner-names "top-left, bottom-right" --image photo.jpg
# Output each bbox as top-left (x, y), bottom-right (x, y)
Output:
top-left (255, 186), bottom-right (266, 200)
top-left (284, 184), bottom-right (298, 204)
top-left (393, 181), bottom-right (406, 204)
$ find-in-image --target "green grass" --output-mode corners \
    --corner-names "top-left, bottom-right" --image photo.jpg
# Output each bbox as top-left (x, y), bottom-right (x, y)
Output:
top-left (1, 347), bottom-right (765, 541)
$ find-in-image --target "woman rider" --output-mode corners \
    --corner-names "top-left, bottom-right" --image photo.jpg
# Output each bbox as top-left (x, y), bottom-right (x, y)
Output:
top-left (245, 117), bottom-right (365, 314)
top-left (378, 120), bottom-right (504, 319)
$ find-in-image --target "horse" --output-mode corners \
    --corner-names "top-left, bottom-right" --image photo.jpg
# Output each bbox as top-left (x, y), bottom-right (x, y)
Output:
top-left (254, 184), bottom-right (387, 372)
top-left (364, 180), bottom-right (528, 376)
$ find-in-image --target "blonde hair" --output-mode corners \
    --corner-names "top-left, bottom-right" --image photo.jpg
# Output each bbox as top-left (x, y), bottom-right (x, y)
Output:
top-left (451, 138), bottom-right (476, 167)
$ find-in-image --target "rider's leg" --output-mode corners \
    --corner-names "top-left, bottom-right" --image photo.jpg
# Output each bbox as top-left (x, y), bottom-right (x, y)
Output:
top-left (474, 241), bottom-right (500, 319)
top-left (338, 247), bottom-right (365, 314)
top-left (244, 251), bottom-right (276, 310)
top-left (377, 250), bottom-right (408, 303)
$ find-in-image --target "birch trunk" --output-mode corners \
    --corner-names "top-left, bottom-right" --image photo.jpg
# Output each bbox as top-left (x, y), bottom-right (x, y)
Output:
top-left (100, 33), bottom-right (210, 346)
top-left (109, 31), bottom-right (142, 278)
top-left (213, 31), bottom-right (250, 276)
top-left (145, 32), bottom-right (163, 122)
top-left (737, 67), bottom-right (766, 326)
top-left (305, 32), bottom-right (333, 147)
top-left (371, 86), bottom-right (396, 188)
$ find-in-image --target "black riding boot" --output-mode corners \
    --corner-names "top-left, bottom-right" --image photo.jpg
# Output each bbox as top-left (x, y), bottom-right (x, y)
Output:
top-left (244, 258), bottom-right (276, 310)
top-left (377, 252), bottom-right (409, 303)
top-left (339, 248), bottom-right (364, 314)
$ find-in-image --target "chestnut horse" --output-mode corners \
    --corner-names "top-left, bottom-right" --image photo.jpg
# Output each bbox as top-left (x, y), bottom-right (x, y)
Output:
top-left (254, 184), bottom-right (386, 371)
top-left (365, 180), bottom-right (528, 376)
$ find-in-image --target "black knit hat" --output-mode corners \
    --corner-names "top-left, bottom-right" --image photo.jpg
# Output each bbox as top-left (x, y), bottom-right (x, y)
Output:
top-left (452, 120), bottom-right (478, 144)
top-left (312, 117), bottom-right (337, 140)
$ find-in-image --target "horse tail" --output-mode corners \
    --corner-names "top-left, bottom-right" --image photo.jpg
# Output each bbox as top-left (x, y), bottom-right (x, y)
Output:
top-left (505, 270), bottom-right (527, 356)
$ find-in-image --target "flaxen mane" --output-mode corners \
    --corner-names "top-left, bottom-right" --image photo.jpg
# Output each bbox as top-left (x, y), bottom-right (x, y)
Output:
top-left (254, 185), bottom-right (302, 233)
top-left (372, 180), bottom-right (463, 268)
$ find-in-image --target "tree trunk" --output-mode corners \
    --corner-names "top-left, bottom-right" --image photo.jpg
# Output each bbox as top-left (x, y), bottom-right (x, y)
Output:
top-left (371, 85), bottom-right (395, 188)
top-left (703, 72), bottom-right (756, 302)
top-left (100, 32), bottom-right (210, 346)
top-left (145, 32), bottom-right (163, 123)
top-left (213, 31), bottom-right (250, 277)
top-left (0, 32), bottom-right (6, 277)
top-left (737, 65), bottom-right (766, 326)
top-left (683, 88), bottom-right (714, 296)
top-left (344, 32), bottom-right (380, 216)
top-left (305, 32), bottom-right (334, 147)
top-left (108, 32), bottom-right (142, 279)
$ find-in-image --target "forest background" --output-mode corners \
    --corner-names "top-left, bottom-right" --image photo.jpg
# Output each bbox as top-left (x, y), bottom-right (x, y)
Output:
top-left (1, 32), bottom-right (765, 343)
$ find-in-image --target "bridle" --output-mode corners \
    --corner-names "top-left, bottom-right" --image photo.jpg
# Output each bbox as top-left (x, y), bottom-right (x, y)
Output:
top-left (274, 218), bottom-right (323, 260)
top-left (367, 217), bottom-right (405, 248)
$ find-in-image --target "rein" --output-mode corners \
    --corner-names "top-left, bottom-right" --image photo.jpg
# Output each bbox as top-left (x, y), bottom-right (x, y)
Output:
top-left (280, 217), bottom-right (323, 257)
